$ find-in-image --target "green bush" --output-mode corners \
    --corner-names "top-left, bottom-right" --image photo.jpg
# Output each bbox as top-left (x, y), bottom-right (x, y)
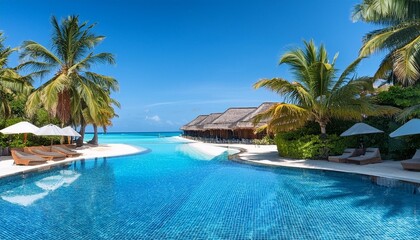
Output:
top-left (253, 135), bottom-right (275, 145)
top-left (275, 134), bottom-right (357, 160)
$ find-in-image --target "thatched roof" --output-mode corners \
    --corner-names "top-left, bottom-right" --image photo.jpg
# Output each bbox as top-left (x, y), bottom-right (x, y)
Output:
top-left (235, 102), bottom-right (275, 129)
top-left (186, 113), bottom-right (222, 131)
top-left (203, 107), bottom-right (257, 130)
top-left (180, 115), bottom-right (208, 130)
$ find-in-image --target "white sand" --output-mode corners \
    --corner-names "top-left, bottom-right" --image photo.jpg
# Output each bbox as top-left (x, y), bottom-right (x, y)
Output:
top-left (0, 144), bottom-right (145, 179)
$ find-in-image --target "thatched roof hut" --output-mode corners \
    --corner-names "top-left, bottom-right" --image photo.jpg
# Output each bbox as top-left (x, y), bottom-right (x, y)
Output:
top-left (180, 115), bottom-right (208, 131)
top-left (203, 107), bottom-right (257, 130)
top-left (195, 113), bottom-right (222, 130)
top-left (235, 102), bottom-right (275, 129)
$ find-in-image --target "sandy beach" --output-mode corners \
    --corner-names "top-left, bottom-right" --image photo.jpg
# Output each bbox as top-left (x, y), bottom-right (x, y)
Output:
top-left (0, 144), bottom-right (145, 179)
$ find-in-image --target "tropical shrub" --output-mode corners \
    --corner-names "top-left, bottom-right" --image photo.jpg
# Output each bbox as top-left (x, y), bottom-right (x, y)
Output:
top-left (253, 135), bottom-right (275, 145)
top-left (275, 133), bottom-right (357, 160)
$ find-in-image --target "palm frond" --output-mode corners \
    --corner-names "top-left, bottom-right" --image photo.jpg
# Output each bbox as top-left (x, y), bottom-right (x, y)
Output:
top-left (352, 0), bottom-right (420, 25)
top-left (254, 78), bottom-right (312, 106)
top-left (391, 34), bottom-right (420, 85)
top-left (397, 104), bottom-right (420, 121)
top-left (20, 41), bottom-right (61, 65)
top-left (259, 103), bottom-right (310, 132)
top-left (333, 57), bottom-right (363, 91)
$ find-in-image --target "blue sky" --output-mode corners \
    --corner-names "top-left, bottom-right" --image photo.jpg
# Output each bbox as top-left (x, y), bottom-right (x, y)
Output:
top-left (0, 0), bottom-right (382, 132)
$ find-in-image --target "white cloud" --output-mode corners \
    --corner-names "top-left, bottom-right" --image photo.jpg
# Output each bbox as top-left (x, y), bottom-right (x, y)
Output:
top-left (145, 115), bottom-right (161, 122)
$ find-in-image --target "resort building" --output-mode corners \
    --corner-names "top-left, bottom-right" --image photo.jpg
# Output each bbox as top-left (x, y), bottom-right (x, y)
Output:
top-left (182, 102), bottom-right (275, 141)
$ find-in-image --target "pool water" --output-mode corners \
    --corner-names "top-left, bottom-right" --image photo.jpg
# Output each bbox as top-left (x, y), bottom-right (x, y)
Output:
top-left (0, 133), bottom-right (418, 239)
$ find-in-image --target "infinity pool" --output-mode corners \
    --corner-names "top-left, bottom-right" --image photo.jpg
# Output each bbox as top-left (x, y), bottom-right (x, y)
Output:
top-left (0, 133), bottom-right (418, 239)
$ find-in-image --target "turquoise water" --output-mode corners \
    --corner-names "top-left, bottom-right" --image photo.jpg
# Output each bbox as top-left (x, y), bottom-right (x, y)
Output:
top-left (0, 132), bottom-right (418, 239)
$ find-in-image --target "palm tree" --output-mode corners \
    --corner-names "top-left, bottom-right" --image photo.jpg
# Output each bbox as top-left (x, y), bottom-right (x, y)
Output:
top-left (353, 0), bottom-right (420, 86)
top-left (0, 32), bottom-right (32, 117)
top-left (253, 40), bottom-right (398, 135)
top-left (86, 96), bottom-right (120, 145)
top-left (20, 16), bottom-right (119, 142)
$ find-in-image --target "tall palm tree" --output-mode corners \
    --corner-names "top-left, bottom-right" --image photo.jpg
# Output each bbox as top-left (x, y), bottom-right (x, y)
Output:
top-left (20, 16), bottom-right (119, 140)
top-left (353, 0), bottom-right (420, 86)
top-left (253, 40), bottom-right (398, 135)
top-left (0, 32), bottom-right (32, 117)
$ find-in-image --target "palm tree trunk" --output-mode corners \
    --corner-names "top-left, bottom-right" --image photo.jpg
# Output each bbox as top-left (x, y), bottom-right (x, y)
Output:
top-left (319, 122), bottom-right (328, 140)
top-left (88, 124), bottom-right (99, 145)
top-left (76, 121), bottom-right (86, 147)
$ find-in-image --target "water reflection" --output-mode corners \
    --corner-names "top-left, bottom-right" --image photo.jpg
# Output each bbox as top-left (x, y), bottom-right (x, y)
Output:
top-left (0, 170), bottom-right (80, 206)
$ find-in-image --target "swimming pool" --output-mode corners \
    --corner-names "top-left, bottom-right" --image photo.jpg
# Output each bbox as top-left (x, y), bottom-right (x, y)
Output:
top-left (0, 133), bottom-right (418, 239)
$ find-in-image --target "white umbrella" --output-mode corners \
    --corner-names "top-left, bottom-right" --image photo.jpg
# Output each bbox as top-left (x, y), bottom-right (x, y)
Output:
top-left (61, 126), bottom-right (81, 137)
top-left (0, 121), bottom-right (39, 143)
top-left (340, 123), bottom-right (384, 137)
top-left (35, 124), bottom-right (66, 149)
top-left (35, 124), bottom-right (66, 136)
top-left (389, 119), bottom-right (420, 138)
top-left (61, 126), bottom-right (81, 144)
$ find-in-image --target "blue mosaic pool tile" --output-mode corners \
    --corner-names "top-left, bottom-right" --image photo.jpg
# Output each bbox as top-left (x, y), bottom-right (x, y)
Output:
top-left (0, 141), bottom-right (418, 239)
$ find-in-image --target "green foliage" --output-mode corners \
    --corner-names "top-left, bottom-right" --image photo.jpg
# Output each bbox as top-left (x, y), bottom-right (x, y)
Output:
top-left (253, 135), bottom-right (275, 145)
top-left (0, 116), bottom-right (59, 150)
top-left (375, 85), bottom-right (420, 108)
top-left (274, 115), bottom-right (420, 160)
top-left (362, 116), bottom-right (419, 160)
top-left (275, 133), bottom-right (356, 160)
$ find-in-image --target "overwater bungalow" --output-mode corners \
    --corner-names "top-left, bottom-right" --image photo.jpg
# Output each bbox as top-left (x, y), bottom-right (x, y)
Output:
top-left (182, 103), bottom-right (276, 141)
top-left (180, 115), bottom-right (208, 137)
top-left (234, 102), bottom-right (275, 139)
top-left (203, 107), bottom-right (257, 139)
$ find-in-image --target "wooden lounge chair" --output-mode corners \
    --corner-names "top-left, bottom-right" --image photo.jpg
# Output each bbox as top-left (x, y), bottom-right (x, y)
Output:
top-left (328, 148), bottom-right (359, 163)
top-left (346, 148), bottom-right (382, 165)
top-left (43, 145), bottom-right (82, 158)
top-left (401, 149), bottom-right (420, 171)
top-left (24, 147), bottom-right (66, 161)
top-left (11, 149), bottom-right (48, 166)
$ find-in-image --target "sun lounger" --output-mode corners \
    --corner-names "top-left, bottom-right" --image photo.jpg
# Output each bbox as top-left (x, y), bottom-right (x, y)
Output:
top-left (401, 149), bottom-right (420, 171)
top-left (24, 147), bottom-right (66, 161)
top-left (346, 148), bottom-right (382, 165)
top-left (43, 146), bottom-right (81, 157)
top-left (328, 148), bottom-right (358, 163)
top-left (11, 149), bottom-right (48, 165)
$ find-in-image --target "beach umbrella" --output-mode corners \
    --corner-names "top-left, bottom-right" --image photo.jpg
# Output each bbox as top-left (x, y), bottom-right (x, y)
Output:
top-left (340, 123), bottom-right (384, 137)
top-left (61, 126), bottom-right (81, 137)
top-left (389, 119), bottom-right (420, 138)
top-left (0, 121), bottom-right (39, 143)
top-left (61, 126), bottom-right (81, 144)
top-left (340, 123), bottom-right (383, 148)
top-left (35, 124), bottom-right (66, 149)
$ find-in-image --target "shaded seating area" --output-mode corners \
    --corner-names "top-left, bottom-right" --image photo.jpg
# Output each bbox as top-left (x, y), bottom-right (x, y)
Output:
top-left (11, 149), bottom-right (48, 166)
top-left (24, 147), bottom-right (66, 161)
top-left (401, 149), bottom-right (420, 171)
top-left (346, 148), bottom-right (382, 165)
top-left (328, 148), bottom-right (358, 163)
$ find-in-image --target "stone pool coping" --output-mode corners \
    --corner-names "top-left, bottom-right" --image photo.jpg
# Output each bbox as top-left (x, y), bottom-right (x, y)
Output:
top-left (205, 143), bottom-right (420, 184)
top-left (0, 144), bottom-right (145, 179)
